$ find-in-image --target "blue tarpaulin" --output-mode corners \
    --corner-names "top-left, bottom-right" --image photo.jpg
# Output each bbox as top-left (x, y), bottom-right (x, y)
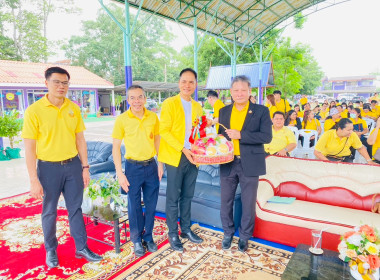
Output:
top-left (205, 62), bottom-right (274, 90)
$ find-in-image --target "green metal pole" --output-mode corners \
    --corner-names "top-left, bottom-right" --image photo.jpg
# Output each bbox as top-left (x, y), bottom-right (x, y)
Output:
top-left (194, 16), bottom-right (198, 101)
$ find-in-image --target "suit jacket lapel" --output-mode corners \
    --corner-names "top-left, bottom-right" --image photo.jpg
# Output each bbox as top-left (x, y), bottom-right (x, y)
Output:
top-left (225, 104), bottom-right (233, 129)
top-left (242, 102), bottom-right (255, 131)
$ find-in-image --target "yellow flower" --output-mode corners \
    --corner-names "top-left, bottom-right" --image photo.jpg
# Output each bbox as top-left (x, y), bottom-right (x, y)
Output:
top-left (365, 242), bottom-right (379, 255)
top-left (346, 249), bottom-right (357, 259)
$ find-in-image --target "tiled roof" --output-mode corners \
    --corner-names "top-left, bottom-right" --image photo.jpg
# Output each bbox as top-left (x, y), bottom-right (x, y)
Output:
top-left (0, 60), bottom-right (114, 88)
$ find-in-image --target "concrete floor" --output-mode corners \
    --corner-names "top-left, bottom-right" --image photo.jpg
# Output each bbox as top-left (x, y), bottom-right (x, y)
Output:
top-left (0, 118), bottom-right (116, 199)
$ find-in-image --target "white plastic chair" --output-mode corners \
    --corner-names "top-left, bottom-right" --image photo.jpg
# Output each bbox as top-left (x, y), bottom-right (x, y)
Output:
top-left (286, 126), bottom-right (300, 156)
top-left (362, 118), bottom-right (376, 138)
top-left (294, 129), bottom-right (319, 159)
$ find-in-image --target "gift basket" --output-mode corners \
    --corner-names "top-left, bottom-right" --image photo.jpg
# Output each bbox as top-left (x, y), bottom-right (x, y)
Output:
top-left (189, 116), bottom-right (234, 165)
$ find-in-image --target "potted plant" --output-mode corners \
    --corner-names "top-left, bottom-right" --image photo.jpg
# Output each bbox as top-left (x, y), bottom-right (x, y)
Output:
top-left (114, 95), bottom-right (124, 116)
top-left (0, 110), bottom-right (23, 159)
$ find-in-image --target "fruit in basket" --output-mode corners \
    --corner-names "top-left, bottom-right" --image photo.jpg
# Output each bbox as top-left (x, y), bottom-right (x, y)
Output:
top-left (217, 143), bottom-right (229, 154)
top-left (206, 146), bottom-right (217, 156)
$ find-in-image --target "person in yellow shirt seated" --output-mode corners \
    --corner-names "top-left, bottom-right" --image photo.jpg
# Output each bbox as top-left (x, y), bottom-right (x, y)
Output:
top-left (319, 103), bottom-right (329, 120)
top-left (294, 104), bottom-right (304, 118)
top-left (350, 107), bottom-right (371, 157)
top-left (368, 117), bottom-right (380, 163)
top-left (362, 104), bottom-right (378, 121)
top-left (324, 107), bottom-right (341, 131)
top-left (314, 118), bottom-right (375, 164)
top-left (302, 110), bottom-right (322, 135)
top-left (207, 90), bottom-right (225, 131)
top-left (337, 105), bottom-right (348, 118)
top-left (369, 92), bottom-right (380, 103)
top-left (273, 90), bottom-right (291, 114)
top-left (285, 109), bottom-right (302, 129)
top-left (370, 100), bottom-right (380, 118)
top-left (264, 111), bottom-right (296, 156)
top-left (299, 94), bottom-right (308, 110)
top-left (265, 94), bottom-right (278, 118)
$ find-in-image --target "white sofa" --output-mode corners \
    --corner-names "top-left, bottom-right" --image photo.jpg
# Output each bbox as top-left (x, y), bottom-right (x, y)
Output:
top-left (254, 156), bottom-right (380, 251)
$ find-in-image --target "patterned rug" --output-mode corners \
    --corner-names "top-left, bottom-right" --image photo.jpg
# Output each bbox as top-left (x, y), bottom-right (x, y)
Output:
top-left (0, 194), bottom-right (168, 280)
top-left (0, 194), bottom-right (292, 280)
top-left (116, 224), bottom-right (292, 280)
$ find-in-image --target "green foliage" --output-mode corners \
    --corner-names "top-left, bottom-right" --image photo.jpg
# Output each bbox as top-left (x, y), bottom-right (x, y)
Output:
top-left (63, 5), bottom-right (180, 85)
top-left (294, 12), bottom-right (307, 29)
top-left (114, 95), bottom-right (124, 111)
top-left (0, 34), bottom-right (19, 60)
top-left (0, 110), bottom-right (23, 149)
top-left (204, 101), bottom-right (212, 110)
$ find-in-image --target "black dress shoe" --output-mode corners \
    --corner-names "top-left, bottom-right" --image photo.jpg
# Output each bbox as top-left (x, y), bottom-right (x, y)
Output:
top-left (180, 231), bottom-right (203, 244)
top-left (169, 235), bottom-right (184, 252)
top-left (46, 250), bottom-right (59, 268)
top-left (221, 235), bottom-right (233, 250)
top-left (75, 246), bottom-right (102, 262)
top-left (143, 240), bottom-right (158, 252)
top-left (238, 239), bottom-right (248, 252)
top-left (133, 242), bottom-right (146, 257)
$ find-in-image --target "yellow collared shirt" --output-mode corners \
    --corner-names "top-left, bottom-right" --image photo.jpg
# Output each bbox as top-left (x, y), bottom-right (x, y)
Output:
top-left (158, 94), bottom-right (203, 167)
top-left (230, 102), bottom-right (249, 155)
top-left (315, 130), bottom-right (362, 157)
top-left (324, 118), bottom-right (337, 131)
top-left (302, 119), bottom-right (321, 130)
top-left (213, 99), bottom-right (225, 132)
top-left (264, 126), bottom-right (296, 155)
top-left (370, 129), bottom-right (380, 160)
top-left (112, 108), bottom-right (159, 161)
top-left (297, 111), bottom-right (304, 118)
top-left (300, 97), bottom-right (308, 105)
top-left (320, 110), bottom-right (329, 120)
top-left (362, 111), bottom-right (377, 119)
top-left (275, 99), bottom-right (291, 113)
top-left (21, 95), bottom-right (85, 161)
top-left (268, 105), bottom-right (278, 119)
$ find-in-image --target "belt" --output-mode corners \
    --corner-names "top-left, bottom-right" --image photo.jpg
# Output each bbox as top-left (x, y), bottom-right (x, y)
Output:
top-left (126, 157), bottom-right (155, 166)
top-left (39, 155), bottom-right (78, 165)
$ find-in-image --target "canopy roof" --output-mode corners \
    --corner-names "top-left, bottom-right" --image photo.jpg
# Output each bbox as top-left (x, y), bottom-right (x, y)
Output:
top-left (206, 62), bottom-right (274, 90)
top-left (113, 0), bottom-right (335, 45)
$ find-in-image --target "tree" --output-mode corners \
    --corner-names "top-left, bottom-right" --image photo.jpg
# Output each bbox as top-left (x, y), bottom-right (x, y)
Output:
top-left (63, 5), bottom-right (180, 86)
top-left (0, 35), bottom-right (19, 60)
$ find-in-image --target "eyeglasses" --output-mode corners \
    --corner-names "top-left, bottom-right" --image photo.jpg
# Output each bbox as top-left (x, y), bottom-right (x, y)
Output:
top-left (50, 80), bottom-right (70, 87)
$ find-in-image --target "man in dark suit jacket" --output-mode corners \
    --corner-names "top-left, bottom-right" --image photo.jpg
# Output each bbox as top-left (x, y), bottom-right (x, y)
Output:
top-left (218, 75), bottom-right (272, 252)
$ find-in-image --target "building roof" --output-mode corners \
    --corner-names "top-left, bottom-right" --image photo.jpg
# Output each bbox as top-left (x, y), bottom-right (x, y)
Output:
top-left (0, 60), bottom-right (114, 88)
top-left (114, 81), bottom-right (207, 93)
top-left (113, 0), bottom-right (346, 46)
top-left (326, 75), bottom-right (376, 82)
top-left (206, 62), bottom-right (274, 90)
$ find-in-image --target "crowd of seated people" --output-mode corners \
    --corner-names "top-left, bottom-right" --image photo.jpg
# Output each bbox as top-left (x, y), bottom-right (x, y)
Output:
top-left (264, 93), bottom-right (380, 164)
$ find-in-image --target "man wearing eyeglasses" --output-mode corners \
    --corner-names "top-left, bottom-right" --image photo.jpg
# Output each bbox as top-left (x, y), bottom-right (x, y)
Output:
top-left (22, 67), bottom-right (102, 268)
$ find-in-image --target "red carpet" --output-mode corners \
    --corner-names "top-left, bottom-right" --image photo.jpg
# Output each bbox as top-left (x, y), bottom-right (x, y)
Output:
top-left (0, 194), bottom-right (169, 279)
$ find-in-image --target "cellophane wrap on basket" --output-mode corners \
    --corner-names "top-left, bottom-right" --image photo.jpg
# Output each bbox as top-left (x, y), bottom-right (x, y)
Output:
top-left (191, 134), bottom-right (234, 165)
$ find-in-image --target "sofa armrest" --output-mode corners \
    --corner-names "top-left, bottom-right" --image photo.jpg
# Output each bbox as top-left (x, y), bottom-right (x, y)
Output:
top-left (257, 181), bottom-right (275, 207)
top-left (89, 161), bottom-right (116, 175)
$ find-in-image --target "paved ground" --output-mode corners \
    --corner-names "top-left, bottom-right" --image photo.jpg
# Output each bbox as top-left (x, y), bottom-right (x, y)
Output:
top-left (0, 118), bottom-right (116, 199)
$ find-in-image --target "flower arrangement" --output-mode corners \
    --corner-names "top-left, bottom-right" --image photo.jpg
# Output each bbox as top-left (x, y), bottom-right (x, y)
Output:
top-left (338, 225), bottom-right (380, 279)
top-left (84, 174), bottom-right (127, 208)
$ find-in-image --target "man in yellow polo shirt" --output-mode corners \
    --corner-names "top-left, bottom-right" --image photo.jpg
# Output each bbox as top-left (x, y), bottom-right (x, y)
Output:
top-left (158, 68), bottom-right (208, 252)
top-left (22, 67), bottom-right (102, 268)
top-left (368, 117), bottom-right (380, 163)
top-left (264, 111), bottom-right (297, 156)
top-left (273, 90), bottom-right (291, 115)
top-left (207, 90), bottom-right (225, 132)
top-left (112, 85), bottom-right (162, 257)
top-left (314, 118), bottom-right (375, 164)
top-left (218, 75), bottom-right (272, 252)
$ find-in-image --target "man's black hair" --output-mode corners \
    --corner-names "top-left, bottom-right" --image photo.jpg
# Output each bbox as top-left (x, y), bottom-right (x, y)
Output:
top-left (207, 90), bottom-right (218, 98)
top-left (371, 100), bottom-right (378, 104)
top-left (45, 66), bottom-right (70, 80)
top-left (273, 90), bottom-right (281, 95)
top-left (180, 68), bottom-right (197, 80)
top-left (127, 84), bottom-right (145, 97)
top-left (273, 111), bottom-right (285, 118)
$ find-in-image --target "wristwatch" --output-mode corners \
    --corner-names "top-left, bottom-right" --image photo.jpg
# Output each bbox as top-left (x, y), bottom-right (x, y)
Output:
top-left (82, 165), bottom-right (90, 169)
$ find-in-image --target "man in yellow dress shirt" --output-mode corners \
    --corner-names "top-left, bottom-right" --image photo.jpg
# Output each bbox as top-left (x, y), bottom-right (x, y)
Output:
top-left (264, 111), bottom-right (297, 156)
top-left (207, 90), bottom-right (225, 131)
top-left (22, 67), bottom-right (101, 268)
top-left (273, 90), bottom-right (291, 114)
top-left (158, 68), bottom-right (209, 252)
top-left (218, 76), bottom-right (272, 252)
top-left (112, 85), bottom-right (163, 257)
